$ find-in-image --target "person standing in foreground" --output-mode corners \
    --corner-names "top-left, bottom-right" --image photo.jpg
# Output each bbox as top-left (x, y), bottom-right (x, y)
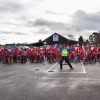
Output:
top-left (60, 45), bottom-right (74, 70)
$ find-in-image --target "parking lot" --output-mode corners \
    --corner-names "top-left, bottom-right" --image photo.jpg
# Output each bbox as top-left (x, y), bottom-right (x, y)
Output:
top-left (0, 62), bottom-right (100, 100)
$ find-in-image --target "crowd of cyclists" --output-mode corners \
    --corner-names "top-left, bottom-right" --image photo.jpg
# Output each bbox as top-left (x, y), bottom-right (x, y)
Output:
top-left (0, 44), bottom-right (100, 64)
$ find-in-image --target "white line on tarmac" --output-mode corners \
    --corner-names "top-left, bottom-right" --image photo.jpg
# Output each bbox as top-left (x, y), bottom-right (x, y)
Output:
top-left (81, 61), bottom-right (87, 73)
top-left (33, 76), bottom-right (100, 81)
top-left (69, 77), bottom-right (100, 81)
top-left (46, 63), bottom-right (57, 72)
top-left (55, 71), bottom-right (86, 74)
top-left (34, 76), bottom-right (62, 79)
top-left (46, 62), bottom-right (86, 74)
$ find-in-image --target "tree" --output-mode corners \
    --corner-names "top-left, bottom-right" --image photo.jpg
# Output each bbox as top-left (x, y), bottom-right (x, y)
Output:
top-left (78, 36), bottom-right (84, 44)
top-left (38, 39), bottom-right (43, 46)
top-left (86, 39), bottom-right (90, 44)
top-left (89, 35), bottom-right (93, 43)
top-left (38, 39), bottom-right (42, 43)
top-left (89, 32), bottom-right (100, 44)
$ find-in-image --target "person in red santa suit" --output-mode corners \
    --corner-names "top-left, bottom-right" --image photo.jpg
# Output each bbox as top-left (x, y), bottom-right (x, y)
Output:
top-left (49, 46), bottom-right (54, 63)
top-left (46, 46), bottom-right (51, 63)
top-left (97, 45), bottom-right (100, 62)
top-left (3, 47), bottom-right (9, 64)
top-left (42, 47), bottom-right (46, 62)
top-left (55, 47), bottom-right (60, 62)
top-left (74, 45), bottom-right (79, 63)
top-left (79, 45), bottom-right (84, 62)
top-left (16, 48), bottom-right (19, 63)
top-left (98, 46), bottom-right (100, 63)
top-left (23, 48), bottom-right (27, 63)
top-left (43, 47), bottom-right (46, 60)
top-left (55, 47), bottom-right (61, 63)
top-left (27, 48), bottom-right (32, 63)
top-left (50, 50), bottom-right (54, 63)
top-left (12, 48), bottom-right (18, 63)
top-left (51, 46), bottom-right (56, 63)
top-left (1, 48), bottom-right (4, 63)
top-left (8, 49), bottom-right (13, 64)
top-left (69, 46), bottom-right (75, 62)
top-left (87, 46), bottom-right (92, 63)
top-left (39, 48), bottom-right (45, 63)
top-left (0, 49), bottom-right (2, 62)
top-left (19, 48), bottom-right (23, 63)
top-left (37, 48), bottom-right (41, 63)
top-left (41, 52), bottom-right (45, 63)
top-left (31, 48), bottom-right (35, 63)
top-left (0, 47), bottom-right (4, 63)
top-left (20, 48), bottom-right (26, 63)
top-left (93, 45), bottom-right (97, 63)
top-left (82, 45), bottom-right (88, 64)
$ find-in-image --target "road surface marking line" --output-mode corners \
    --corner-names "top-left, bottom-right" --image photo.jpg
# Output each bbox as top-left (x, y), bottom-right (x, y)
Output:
top-left (33, 77), bottom-right (100, 81)
top-left (69, 77), bottom-right (100, 81)
top-left (55, 71), bottom-right (86, 73)
top-left (81, 61), bottom-right (86, 73)
top-left (34, 77), bottom-right (62, 79)
top-left (46, 63), bottom-right (86, 74)
top-left (46, 63), bottom-right (57, 72)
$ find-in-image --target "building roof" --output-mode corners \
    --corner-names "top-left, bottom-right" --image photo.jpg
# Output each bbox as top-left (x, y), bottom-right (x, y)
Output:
top-left (43, 33), bottom-right (69, 42)
top-left (43, 33), bottom-right (77, 45)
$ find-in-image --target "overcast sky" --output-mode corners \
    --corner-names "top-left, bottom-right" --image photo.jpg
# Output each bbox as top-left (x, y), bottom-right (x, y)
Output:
top-left (0, 0), bottom-right (100, 44)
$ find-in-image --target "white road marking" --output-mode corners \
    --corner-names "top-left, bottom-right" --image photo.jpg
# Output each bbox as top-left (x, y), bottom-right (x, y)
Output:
top-left (46, 63), bottom-right (86, 74)
top-left (34, 76), bottom-right (62, 79)
top-left (69, 77), bottom-right (100, 81)
top-left (46, 63), bottom-right (57, 72)
top-left (55, 71), bottom-right (86, 73)
top-left (46, 62), bottom-right (87, 74)
top-left (33, 76), bottom-right (100, 81)
top-left (81, 61), bottom-right (87, 73)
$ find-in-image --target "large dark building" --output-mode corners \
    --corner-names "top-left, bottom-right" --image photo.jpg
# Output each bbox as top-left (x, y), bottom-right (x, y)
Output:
top-left (42, 33), bottom-right (77, 45)
top-left (28, 33), bottom-right (77, 47)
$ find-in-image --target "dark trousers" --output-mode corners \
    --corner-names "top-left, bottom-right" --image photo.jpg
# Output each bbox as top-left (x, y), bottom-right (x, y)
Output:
top-left (60, 56), bottom-right (73, 69)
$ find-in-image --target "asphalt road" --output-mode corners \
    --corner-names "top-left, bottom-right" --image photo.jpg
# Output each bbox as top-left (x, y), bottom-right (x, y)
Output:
top-left (0, 62), bottom-right (100, 100)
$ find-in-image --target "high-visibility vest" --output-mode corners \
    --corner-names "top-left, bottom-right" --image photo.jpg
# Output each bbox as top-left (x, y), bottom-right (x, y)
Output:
top-left (62, 49), bottom-right (68, 56)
